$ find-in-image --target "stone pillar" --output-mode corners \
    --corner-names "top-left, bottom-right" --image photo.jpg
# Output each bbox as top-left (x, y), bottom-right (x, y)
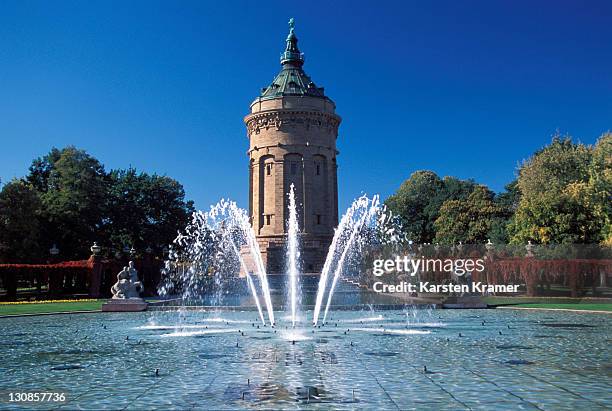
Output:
top-left (569, 272), bottom-right (579, 298)
top-left (88, 255), bottom-right (103, 298)
top-left (4, 272), bottom-right (17, 301)
top-left (48, 271), bottom-right (63, 298)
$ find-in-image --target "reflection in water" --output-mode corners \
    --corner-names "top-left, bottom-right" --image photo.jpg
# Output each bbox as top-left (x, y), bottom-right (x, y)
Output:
top-left (0, 309), bottom-right (610, 409)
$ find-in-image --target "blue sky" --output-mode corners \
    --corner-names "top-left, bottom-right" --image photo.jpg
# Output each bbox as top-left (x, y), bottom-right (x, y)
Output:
top-left (1, 0), bottom-right (610, 212)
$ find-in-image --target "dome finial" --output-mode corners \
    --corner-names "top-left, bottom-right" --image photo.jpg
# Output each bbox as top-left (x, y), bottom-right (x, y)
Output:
top-left (288, 17), bottom-right (295, 33)
top-left (281, 17), bottom-right (303, 67)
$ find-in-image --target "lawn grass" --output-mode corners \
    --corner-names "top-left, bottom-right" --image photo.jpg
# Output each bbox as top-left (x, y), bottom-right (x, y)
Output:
top-left (483, 296), bottom-right (612, 312)
top-left (513, 303), bottom-right (612, 312)
top-left (483, 296), bottom-right (612, 305)
top-left (0, 300), bottom-right (105, 316)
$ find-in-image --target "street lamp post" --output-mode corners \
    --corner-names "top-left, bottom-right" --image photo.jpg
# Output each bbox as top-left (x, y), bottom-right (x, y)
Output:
top-left (485, 239), bottom-right (495, 285)
top-left (89, 242), bottom-right (103, 299)
top-left (525, 240), bottom-right (534, 258)
top-left (49, 244), bottom-right (60, 264)
top-left (90, 242), bottom-right (102, 256)
top-left (49, 244), bottom-right (59, 257)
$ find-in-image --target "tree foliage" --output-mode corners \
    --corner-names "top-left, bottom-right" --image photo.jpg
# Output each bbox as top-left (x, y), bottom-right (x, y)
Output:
top-left (508, 134), bottom-right (609, 244)
top-left (587, 132), bottom-right (612, 244)
top-left (386, 133), bottom-right (608, 245)
top-left (434, 185), bottom-right (505, 244)
top-left (33, 147), bottom-right (108, 259)
top-left (105, 168), bottom-right (195, 254)
top-left (385, 170), bottom-right (476, 243)
top-left (488, 180), bottom-right (520, 243)
top-left (0, 147), bottom-right (194, 262)
top-left (0, 180), bottom-right (43, 262)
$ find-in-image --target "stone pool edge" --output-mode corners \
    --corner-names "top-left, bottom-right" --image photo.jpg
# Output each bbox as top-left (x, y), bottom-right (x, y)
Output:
top-left (3, 305), bottom-right (611, 318)
top-left (497, 306), bottom-right (612, 314)
top-left (0, 309), bottom-right (103, 318)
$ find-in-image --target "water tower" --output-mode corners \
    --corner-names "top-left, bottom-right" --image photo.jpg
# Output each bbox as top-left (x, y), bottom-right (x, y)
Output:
top-left (244, 18), bottom-right (341, 274)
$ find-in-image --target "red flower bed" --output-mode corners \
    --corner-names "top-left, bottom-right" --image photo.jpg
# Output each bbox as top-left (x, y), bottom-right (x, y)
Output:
top-left (0, 260), bottom-right (92, 271)
top-left (0, 260), bottom-right (94, 300)
top-left (0, 260), bottom-right (93, 280)
top-left (484, 258), bottom-right (612, 296)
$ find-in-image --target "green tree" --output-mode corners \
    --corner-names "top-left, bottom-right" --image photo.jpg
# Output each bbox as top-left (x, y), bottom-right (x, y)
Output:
top-left (565, 132), bottom-right (612, 244)
top-left (495, 180), bottom-right (520, 212)
top-left (105, 168), bottom-right (195, 253)
top-left (487, 180), bottom-right (520, 243)
top-left (0, 179), bottom-right (43, 262)
top-left (385, 170), bottom-right (476, 243)
top-left (1, 147), bottom-right (196, 262)
top-left (385, 171), bottom-right (444, 243)
top-left (434, 185), bottom-right (505, 244)
top-left (26, 147), bottom-right (63, 192)
top-left (32, 147), bottom-right (109, 259)
top-left (508, 134), bottom-right (605, 244)
top-left (591, 132), bottom-right (612, 243)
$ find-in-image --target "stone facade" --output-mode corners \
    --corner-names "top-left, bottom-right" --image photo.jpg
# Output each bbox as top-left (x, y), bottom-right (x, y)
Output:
top-left (244, 21), bottom-right (341, 274)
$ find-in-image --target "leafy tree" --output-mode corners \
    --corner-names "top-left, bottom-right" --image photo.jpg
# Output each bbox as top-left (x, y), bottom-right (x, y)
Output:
top-left (385, 171), bottom-right (476, 243)
top-left (565, 132), bottom-right (612, 244)
top-left (31, 147), bottom-right (109, 259)
top-left (434, 185), bottom-right (505, 244)
top-left (0, 146), bottom-right (196, 261)
top-left (105, 168), bottom-right (195, 254)
top-left (508, 134), bottom-right (605, 244)
top-left (487, 180), bottom-right (520, 243)
top-left (385, 171), bottom-right (444, 243)
top-left (0, 179), bottom-right (43, 262)
top-left (495, 180), bottom-right (520, 212)
top-left (591, 132), bottom-right (612, 243)
top-left (26, 148), bottom-right (63, 192)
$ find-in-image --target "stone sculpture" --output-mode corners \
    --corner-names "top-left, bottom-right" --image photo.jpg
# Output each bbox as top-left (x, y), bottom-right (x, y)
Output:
top-left (110, 261), bottom-right (144, 299)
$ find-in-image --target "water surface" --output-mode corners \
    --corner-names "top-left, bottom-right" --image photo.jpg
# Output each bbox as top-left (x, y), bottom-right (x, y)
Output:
top-left (0, 309), bottom-right (610, 410)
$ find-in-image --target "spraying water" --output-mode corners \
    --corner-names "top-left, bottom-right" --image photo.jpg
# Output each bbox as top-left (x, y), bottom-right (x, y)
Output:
top-left (322, 196), bottom-right (380, 323)
top-left (312, 199), bottom-right (359, 325)
top-left (312, 195), bottom-right (380, 325)
top-left (230, 242), bottom-right (265, 325)
top-left (286, 184), bottom-right (300, 327)
top-left (238, 207), bottom-right (275, 325)
top-left (158, 199), bottom-right (274, 325)
top-left (159, 193), bottom-right (402, 328)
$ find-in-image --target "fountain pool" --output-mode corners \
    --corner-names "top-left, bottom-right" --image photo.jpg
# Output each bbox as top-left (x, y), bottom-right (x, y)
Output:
top-left (0, 308), bottom-right (610, 410)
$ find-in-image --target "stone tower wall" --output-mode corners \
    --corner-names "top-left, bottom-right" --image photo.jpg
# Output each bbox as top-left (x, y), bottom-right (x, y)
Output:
top-left (244, 96), bottom-right (341, 273)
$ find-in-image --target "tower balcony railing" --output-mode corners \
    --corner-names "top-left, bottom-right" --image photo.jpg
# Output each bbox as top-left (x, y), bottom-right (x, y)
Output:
top-left (280, 52), bottom-right (304, 62)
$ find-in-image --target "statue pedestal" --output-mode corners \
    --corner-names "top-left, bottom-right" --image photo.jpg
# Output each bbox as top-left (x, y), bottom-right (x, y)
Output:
top-left (102, 298), bottom-right (148, 312)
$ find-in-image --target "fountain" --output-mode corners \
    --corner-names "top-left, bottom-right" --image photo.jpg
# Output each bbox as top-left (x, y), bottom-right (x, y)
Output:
top-left (286, 184), bottom-right (301, 327)
top-left (321, 196), bottom-right (380, 324)
top-left (157, 188), bottom-right (405, 327)
top-left (158, 199), bottom-right (274, 325)
top-left (231, 241), bottom-right (265, 325)
top-left (7, 193), bottom-right (609, 410)
top-left (311, 195), bottom-right (401, 325)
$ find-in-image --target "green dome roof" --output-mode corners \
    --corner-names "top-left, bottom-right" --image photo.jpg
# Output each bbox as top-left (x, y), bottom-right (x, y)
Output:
top-left (259, 18), bottom-right (327, 100)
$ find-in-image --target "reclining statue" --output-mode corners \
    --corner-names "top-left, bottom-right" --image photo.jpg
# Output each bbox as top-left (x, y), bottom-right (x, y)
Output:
top-left (111, 261), bottom-right (144, 299)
